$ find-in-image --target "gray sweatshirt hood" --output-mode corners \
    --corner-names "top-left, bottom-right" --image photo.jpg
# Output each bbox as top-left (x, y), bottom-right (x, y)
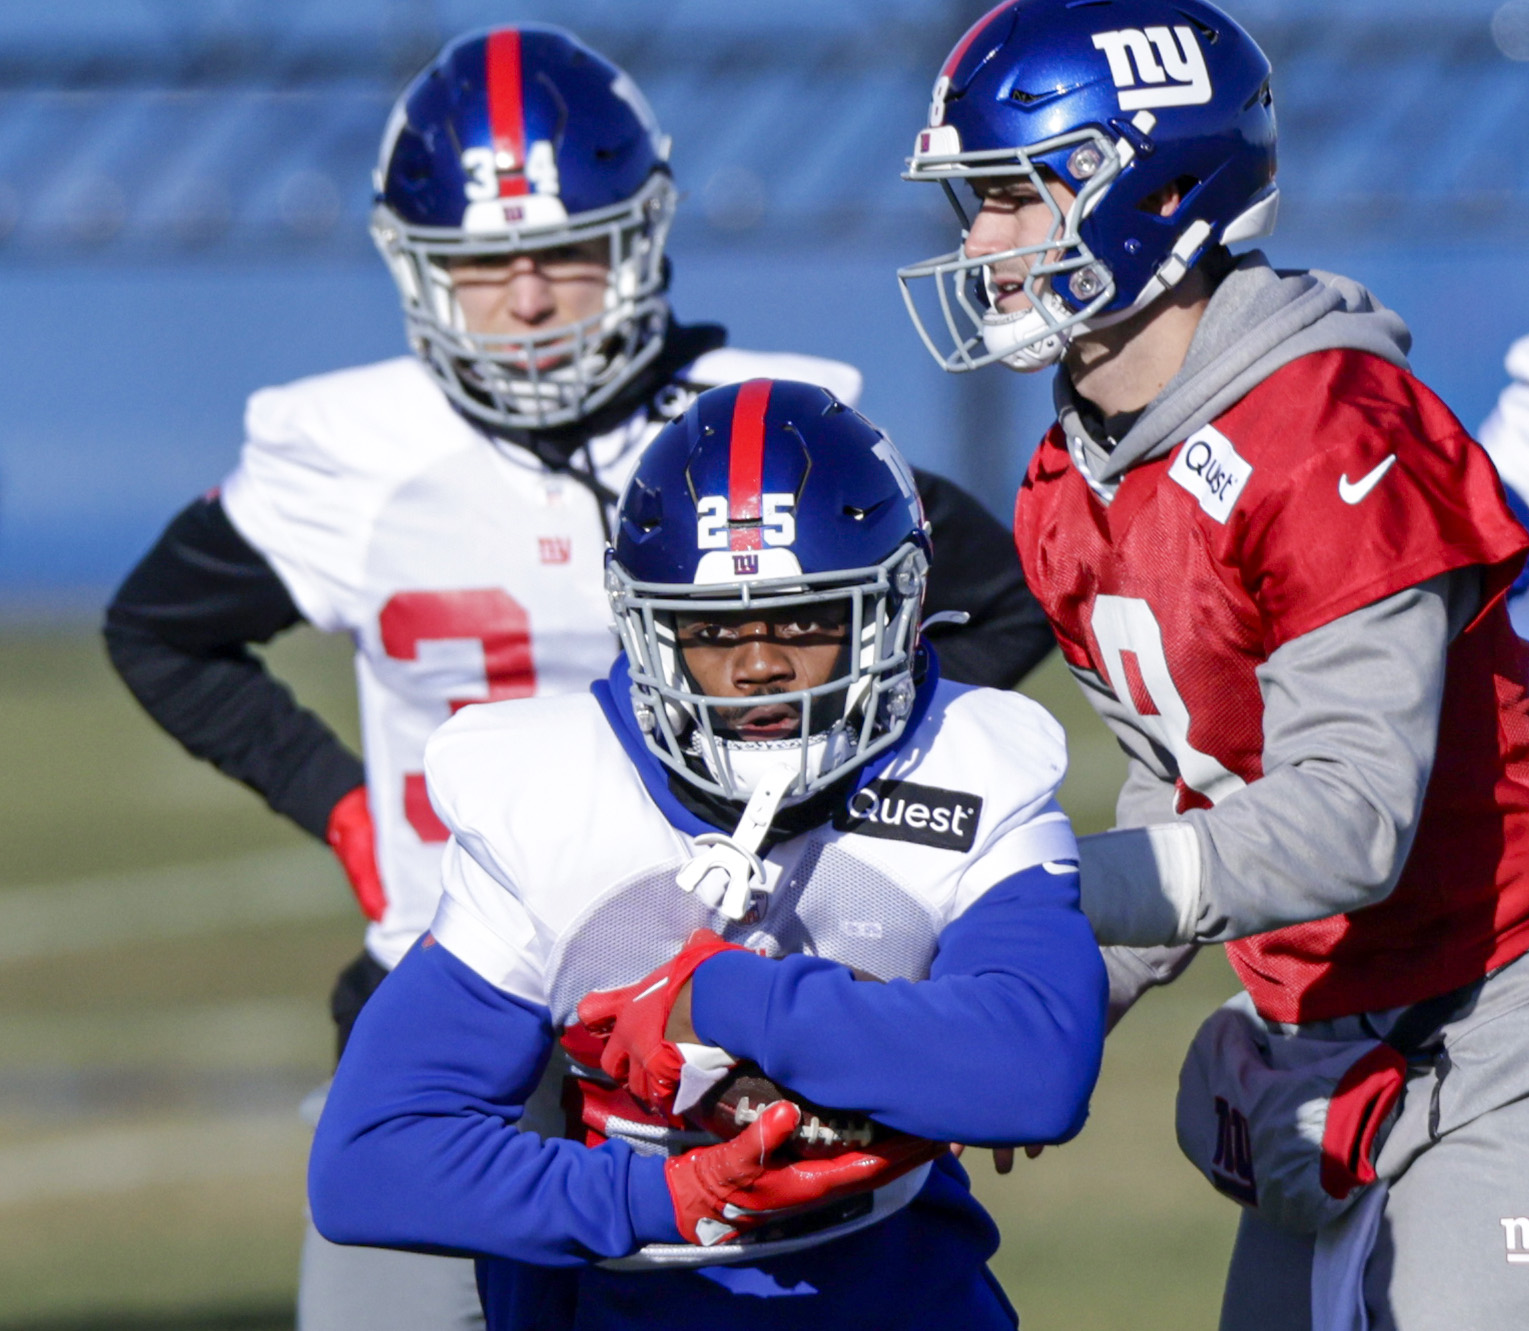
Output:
top-left (1056, 252), bottom-right (1413, 495)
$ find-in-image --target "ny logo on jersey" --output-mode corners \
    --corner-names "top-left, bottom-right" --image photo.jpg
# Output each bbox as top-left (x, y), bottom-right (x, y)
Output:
top-left (1210, 1095), bottom-right (1258, 1206)
top-left (538, 537), bottom-right (572, 565)
top-left (1502, 1217), bottom-right (1529, 1264)
top-left (1092, 27), bottom-right (1213, 111)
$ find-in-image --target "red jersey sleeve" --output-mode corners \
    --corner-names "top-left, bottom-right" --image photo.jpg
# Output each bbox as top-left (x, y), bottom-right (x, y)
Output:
top-left (1228, 352), bottom-right (1528, 649)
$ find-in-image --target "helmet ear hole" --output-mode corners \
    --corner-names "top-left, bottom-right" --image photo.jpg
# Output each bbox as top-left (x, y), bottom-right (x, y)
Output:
top-left (1137, 175), bottom-right (1201, 218)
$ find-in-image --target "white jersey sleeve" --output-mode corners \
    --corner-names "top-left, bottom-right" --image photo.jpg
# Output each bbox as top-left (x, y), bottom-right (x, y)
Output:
top-left (940, 688), bottom-right (1078, 916)
top-left (430, 837), bottom-right (550, 1008)
top-left (1479, 334), bottom-right (1529, 503)
top-left (220, 357), bottom-right (473, 632)
top-left (423, 701), bottom-right (558, 1008)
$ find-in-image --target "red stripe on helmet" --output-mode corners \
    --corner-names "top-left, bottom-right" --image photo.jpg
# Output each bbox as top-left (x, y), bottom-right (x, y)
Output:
top-left (941, 1), bottom-right (1016, 78)
top-left (727, 379), bottom-right (771, 552)
top-left (486, 30), bottom-right (530, 198)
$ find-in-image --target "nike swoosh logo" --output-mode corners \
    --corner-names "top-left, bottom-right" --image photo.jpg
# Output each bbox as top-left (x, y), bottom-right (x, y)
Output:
top-left (1338, 454), bottom-right (1397, 504)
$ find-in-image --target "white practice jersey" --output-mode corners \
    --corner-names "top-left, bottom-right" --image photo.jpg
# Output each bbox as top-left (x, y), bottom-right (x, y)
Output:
top-left (221, 349), bottom-right (862, 966)
top-left (422, 677), bottom-right (1076, 1265)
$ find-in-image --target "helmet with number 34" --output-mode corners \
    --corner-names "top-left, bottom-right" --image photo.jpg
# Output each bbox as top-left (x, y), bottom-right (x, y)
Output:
top-left (372, 26), bottom-right (677, 430)
top-left (607, 379), bottom-right (932, 803)
top-left (898, 0), bottom-right (1277, 373)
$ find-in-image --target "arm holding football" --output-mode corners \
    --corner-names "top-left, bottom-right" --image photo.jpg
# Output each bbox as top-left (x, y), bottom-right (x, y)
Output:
top-left (689, 861), bottom-right (1107, 1146)
top-left (309, 935), bottom-right (683, 1265)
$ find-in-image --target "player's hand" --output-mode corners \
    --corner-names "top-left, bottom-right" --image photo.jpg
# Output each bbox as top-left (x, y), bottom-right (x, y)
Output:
top-left (665, 1101), bottom-right (946, 1247)
top-left (326, 786), bottom-right (387, 923)
top-left (949, 1144), bottom-right (1042, 1174)
top-left (576, 929), bottom-right (746, 1114)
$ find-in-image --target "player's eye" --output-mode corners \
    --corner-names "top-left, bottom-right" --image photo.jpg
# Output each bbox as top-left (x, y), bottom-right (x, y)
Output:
top-left (538, 241), bottom-right (606, 269)
top-left (677, 621), bottom-right (736, 644)
top-left (775, 612), bottom-right (849, 639)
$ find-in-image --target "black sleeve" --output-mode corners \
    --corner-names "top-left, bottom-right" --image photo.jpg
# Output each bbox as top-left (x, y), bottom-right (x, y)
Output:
top-left (913, 468), bottom-right (1055, 689)
top-left (103, 495), bottom-right (365, 841)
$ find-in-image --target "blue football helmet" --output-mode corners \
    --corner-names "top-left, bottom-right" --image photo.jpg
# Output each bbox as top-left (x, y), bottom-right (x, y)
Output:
top-left (371, 26), bottom-right (677, 429)
top-left (898, 0), bottom-right (1277, 372)
top-left (607, 379), bottom-right (931, 802)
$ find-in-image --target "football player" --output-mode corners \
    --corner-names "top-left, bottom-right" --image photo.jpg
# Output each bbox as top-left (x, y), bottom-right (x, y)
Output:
top-left (307, 378), bottom-right (1107, 1331)
top-left (103, 26), bottom-right (1053, 1331)
top-left (899, 0), bottom-right (1529, 1326)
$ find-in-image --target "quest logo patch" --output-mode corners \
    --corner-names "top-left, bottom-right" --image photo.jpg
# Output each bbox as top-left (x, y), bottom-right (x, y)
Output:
top-left (833, 779), bottom-right (982, 852)
top-left (1168, 425), bottom-right (1252, 524)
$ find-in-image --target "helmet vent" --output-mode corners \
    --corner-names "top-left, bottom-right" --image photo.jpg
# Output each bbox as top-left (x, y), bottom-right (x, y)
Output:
top-left (1178, 13), bottom-right (1219, 43)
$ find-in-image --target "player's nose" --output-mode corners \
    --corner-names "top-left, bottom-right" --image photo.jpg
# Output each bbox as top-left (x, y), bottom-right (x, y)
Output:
top-left (505, 265), bottom-right (558, 324)
top-left (731, 633), bottom-right (795, 686)
top-left (963, 205), bottom-right (1014, 260)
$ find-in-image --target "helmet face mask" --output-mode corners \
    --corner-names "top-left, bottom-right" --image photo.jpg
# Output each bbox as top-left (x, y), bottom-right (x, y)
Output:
top-left (900, 128), bottom-right (1123, 373)
top-left (372, 27), bottom-right (677, 430)
top-left (606, 379), bottom-right (932, 804)
top-left (609, 549), bottom-right (928, 803)
top-left (898, 0), bottom-right (1278, 375)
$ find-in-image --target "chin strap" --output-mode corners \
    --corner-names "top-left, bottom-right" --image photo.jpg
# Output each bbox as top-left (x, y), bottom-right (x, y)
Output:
top-left (675, 762), bottom-right (796, 923)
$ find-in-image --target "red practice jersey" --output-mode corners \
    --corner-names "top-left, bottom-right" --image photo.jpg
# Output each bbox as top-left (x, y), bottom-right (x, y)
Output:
top-left (1017, 349), bottom-right (1529, 1022)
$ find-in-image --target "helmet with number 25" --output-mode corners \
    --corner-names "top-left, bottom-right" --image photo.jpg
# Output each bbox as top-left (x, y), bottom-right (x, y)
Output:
top-left (372, 26), bottom-right (677, 430)
top-left (607, 379), bottom-right (931, 804)
top-left (899, 0), bottom-right (1276, 373)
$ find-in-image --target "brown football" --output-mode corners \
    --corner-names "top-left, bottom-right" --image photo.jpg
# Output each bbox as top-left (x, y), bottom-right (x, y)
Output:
top-left (687, 1061), bottom-right (879, 1159)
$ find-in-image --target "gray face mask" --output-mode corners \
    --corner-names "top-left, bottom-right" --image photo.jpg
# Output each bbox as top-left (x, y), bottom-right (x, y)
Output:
top-left (607, 545), bottom-right (928, 803)
top-left (373, 172), bottom-right (678, 431)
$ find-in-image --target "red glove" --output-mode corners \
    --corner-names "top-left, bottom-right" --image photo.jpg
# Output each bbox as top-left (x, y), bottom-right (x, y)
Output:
top-left (576, 929), bottom-right (746, 1114)
top-left (665, 1100), bottom-right (947, 1247)
top-left (326, 786), bottom-right (387, 923)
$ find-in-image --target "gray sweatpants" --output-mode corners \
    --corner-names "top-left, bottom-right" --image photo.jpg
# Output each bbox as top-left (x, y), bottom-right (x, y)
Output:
top-left (1219, 955), bottom-right (1529, 1331)
top-left (297, 1220), bottom-right (486, 1331)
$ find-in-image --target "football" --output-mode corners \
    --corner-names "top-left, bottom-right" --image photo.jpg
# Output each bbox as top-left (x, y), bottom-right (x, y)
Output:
top-left (687, 1061), bottom-right (879, 1158)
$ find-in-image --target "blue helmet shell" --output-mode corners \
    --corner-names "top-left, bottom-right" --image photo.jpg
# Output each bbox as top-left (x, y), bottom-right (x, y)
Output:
top-left (378, 25), bottom-right (670, 228)
top-left (613, 379), bottom-right (928, 586)
top-left (932, 0), bottom-right (1275, 315)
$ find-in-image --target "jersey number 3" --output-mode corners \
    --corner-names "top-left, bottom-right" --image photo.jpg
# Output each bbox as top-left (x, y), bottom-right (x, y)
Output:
top-left (380, 589), bottom-right (537, 842)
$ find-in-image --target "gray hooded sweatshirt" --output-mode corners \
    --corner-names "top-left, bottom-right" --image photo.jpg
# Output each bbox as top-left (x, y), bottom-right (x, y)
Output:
top-left (1064, 254), bottom-right (1482, 1023)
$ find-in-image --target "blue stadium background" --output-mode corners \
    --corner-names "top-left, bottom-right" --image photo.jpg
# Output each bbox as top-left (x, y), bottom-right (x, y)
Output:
top-left (3, 0), bottom-right (1529, 606)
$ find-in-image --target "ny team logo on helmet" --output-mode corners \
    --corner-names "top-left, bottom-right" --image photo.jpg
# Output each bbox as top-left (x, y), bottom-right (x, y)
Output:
top-left (899, 0), bottom-right (1276, 373)
top-left (607, 379), bottom-right (931, 802)
top-left (372, 26), bottom-right (678, 429)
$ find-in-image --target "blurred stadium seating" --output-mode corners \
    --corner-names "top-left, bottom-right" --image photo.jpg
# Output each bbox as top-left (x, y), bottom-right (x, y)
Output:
top-left (0, 0), bottom-right (1528, 598)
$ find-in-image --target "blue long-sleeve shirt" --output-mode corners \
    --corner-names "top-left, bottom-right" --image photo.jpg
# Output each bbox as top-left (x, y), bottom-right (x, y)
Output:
top-left (692, 864), bottom-right (1103, 1146)
top-left (309, 860), bottom-right (1104, 1266)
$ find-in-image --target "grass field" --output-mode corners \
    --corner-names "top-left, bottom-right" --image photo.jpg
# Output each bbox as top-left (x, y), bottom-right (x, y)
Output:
top-left (0, 625), bottom-right (1242, 1329)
